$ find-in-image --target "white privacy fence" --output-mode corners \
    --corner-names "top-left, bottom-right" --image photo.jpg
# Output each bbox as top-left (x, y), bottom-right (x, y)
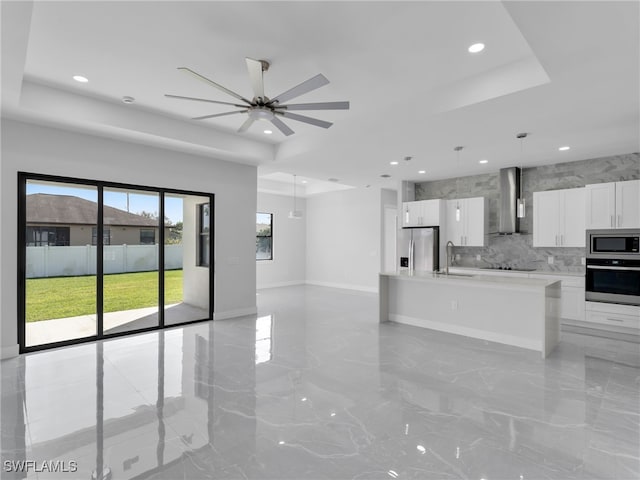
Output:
top-left (26, 245), bottom-right (183, 278)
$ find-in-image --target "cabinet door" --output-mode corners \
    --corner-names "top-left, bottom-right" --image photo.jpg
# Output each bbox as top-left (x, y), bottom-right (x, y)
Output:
top-left (533, 190), bottom-right (561, 247)
top-left (402, 201), bottom-right (423, 227)
top-left (420, 199), bottom-right (442, 226)
top-left (616, 180), bottom-right (640, 228)
top-left (585, 182), bottom-right (616, 229)
top-left (562, 188), bottom-right (586, 247)
top-left (446, 199), bottom-right (463, 244)
top-left (464, 197), bottom-right (486, 246)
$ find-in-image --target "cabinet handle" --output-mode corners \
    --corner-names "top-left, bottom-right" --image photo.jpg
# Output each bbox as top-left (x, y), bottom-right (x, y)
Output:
top-left (560, 234), bottom-right (564, 246)
top-left (606, 317), bottom-right (624, 323)
top-left (555, 235), bottom-right (558, 246)
top-left (618, 214), bottom-right (621, 228)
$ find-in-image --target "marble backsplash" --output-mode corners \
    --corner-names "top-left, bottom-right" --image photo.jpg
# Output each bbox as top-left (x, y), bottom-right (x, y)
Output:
top-left (415, 152), bottom-right (640, 272)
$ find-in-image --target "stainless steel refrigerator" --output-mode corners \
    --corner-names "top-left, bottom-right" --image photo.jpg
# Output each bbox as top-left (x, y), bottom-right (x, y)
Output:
top-left (398, 227), bottom-right (441, 272)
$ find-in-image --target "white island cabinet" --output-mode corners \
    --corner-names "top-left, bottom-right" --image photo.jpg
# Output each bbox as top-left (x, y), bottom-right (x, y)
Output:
top-left (379, 272), bottom-right (561, 358)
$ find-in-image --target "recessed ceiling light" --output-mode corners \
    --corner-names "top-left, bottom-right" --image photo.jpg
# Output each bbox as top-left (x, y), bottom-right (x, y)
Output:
top-left (122, 96), bottom-right (135, 104)
top-left (479, 159), bottom-right (489, 164)
top-left (264, 129), bottom-right (273, 135)
top-left (390, 161), bottom-right (399, 165)
top-left (73, 75), bottom-right (89, 83)
top-left (418, 170), bottom-right (426, 174)
top-left (380, 174), bottom-right (391, 178)
top-left (328, 178), bottom-right (339, 182)
top-left (301, 180), bottom-right (308, 184)
top-left (404, 156), bottom-right (413, 161)
top-left (468, 43), bottom-right (485, 53)
top-left (558, 146), bottom-right (570, 151)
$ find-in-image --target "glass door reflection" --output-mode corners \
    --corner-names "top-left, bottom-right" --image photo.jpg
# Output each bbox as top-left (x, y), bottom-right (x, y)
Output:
top-left (102, 188), bottom-right (160, 334)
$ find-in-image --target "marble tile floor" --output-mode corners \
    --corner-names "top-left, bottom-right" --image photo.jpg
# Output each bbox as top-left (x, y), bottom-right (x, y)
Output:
top-left (1, 285), bottom-right (639, 479)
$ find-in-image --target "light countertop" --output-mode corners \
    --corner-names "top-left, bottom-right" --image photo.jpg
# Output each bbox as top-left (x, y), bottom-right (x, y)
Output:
top-left (380, 270), bottom-right (561, 291)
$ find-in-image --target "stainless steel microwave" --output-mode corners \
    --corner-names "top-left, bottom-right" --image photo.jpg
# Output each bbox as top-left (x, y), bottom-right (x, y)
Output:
top-left (587, 229), bottom-right (640, 258)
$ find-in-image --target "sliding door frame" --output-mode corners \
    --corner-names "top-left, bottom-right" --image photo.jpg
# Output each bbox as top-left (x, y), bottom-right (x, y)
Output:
top-left (17, 172), bottom-right (215, 354)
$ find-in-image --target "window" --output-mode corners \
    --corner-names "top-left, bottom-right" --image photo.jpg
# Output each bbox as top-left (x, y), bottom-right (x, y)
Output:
top-left (198, 203), bottom-right (210, 267)
top-left (26, 226), bottom-right (70, 246)
top-left (139, 229), bottom-right (155, 245)
top-left (91, 227), bottom-right (111, 245)
top-left (256, 213), bottom-right (273, 260)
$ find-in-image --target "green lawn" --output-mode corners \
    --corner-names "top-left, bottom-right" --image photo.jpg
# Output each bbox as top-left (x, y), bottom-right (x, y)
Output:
top-left (26, 270), bottom-right (184, 322)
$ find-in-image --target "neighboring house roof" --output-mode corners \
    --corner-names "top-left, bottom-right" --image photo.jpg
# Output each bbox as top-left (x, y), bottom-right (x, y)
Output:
top-left (26, 194), bottom-right (160, 227)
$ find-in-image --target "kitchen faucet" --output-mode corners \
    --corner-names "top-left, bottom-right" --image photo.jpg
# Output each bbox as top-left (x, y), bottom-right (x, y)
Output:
top-left (445, 240), bottom-right (455, 274)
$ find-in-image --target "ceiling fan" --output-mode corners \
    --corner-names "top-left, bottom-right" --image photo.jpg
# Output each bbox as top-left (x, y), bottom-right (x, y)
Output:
top-left (165, 58), bottom-right (350, 136)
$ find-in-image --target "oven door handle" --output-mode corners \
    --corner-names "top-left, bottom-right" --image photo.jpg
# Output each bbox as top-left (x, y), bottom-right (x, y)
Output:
top-left (586, 265), bottom-right (640, 271)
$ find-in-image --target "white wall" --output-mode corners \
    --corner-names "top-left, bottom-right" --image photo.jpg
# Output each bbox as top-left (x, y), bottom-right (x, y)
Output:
top-left (305, 187), bottom-right (382, 292)
top-left (256, 192), bottom-right (306, 289)
top-left (1, 120), bottom-right (258, 358)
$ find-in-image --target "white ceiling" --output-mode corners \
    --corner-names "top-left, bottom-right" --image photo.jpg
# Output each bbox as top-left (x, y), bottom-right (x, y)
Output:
top-left (2, 1), bottom-right (639, 193)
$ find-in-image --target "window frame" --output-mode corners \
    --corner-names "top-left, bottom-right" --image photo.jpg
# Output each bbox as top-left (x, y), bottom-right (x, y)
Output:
top-left (197, 203), bottom-right (210, 267)
top-left (256, 212), bottom-right (273, 261)
top-left (139, 228), bottom-right (156, 245)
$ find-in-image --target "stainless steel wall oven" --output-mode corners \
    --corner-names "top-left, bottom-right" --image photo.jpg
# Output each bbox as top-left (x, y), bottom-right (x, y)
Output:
top-left (586, 229), bottom-right (640, 306)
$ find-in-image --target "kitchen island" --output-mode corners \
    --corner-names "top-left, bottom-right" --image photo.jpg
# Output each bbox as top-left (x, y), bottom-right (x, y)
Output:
top-left (379, 271), bottom-right (561, 358)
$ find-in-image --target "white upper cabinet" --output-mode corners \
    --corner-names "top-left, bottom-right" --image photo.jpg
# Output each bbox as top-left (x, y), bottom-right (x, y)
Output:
top-left (401, 199), bottom-right (444, 227)
top-left (585, 180), bottom-right (640, 229)
top-left (533, 187), bottom-right (586, 247)
top-left (445, 197), bottom-right (487, 246)
top-left (616, 180), bottom-right (640, 228)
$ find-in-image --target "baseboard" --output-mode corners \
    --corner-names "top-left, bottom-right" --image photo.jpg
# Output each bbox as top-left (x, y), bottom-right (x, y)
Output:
top-left (1, 344), bottom-right (20, 359)
top-left (389, 314), bottom-right (542, 353)
top-left (257, 281), bottom-right (305, 290)
top-left (305, 281), bottom-right (377, 294)
top-left (213, 306), bottom-right (258, 321)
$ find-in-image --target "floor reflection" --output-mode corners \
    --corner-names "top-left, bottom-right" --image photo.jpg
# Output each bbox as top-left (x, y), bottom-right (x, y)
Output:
top-left (1, 286), bottom-right (639, 479)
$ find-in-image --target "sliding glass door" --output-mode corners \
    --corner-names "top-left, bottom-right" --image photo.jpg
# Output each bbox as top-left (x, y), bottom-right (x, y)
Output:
top-left (103, 188), bottom-right (160, 335)
top-left (19, 173), bottom-right (214, 352)
top-left (24, 180), bottom-right (99, 347)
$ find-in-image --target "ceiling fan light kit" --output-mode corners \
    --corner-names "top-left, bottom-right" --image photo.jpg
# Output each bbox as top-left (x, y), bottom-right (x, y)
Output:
top-left (166, 57), bottom-right (350, 136)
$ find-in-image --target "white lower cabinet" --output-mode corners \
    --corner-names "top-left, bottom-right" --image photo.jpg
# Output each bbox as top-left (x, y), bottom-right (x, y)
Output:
top-left (528, 273), bottom-right (585, 321)
top-left (585, 302), bottom-right (640, 330)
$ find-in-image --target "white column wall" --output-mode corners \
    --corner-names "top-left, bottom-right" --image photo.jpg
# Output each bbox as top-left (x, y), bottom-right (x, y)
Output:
top-left (256, 192), bottom-right (306, 289)
top-left (305, 187), bottom-right (382, 292)
top-left (1, 120), bottom-right (257, 358)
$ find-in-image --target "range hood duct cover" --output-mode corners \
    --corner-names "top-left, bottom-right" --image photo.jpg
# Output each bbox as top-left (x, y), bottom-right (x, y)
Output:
top-left (498, 167), bottom-right (521, 234)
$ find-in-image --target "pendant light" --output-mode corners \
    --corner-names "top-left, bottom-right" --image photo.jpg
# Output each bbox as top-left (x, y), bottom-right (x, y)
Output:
top-left (288, 174), bottom-right (302, 219)
top-left (454, 146), bottom-right (464, 222)
top-left (516, 133), bottom-right (527, 218)
top-left (404, 181), bottom-right (410, 224)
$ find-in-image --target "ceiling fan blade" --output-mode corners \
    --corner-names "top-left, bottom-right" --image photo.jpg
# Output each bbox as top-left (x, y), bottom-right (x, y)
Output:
top-left (245, 58), bottom-right (265, 100)
top-left (192, 110), bottom-right (247, 120)
top-left (270, 116), bottom-right (294, 136)
top-left (278, 111), bottom-right (333, 129)
top-left (270, 74), bottom-right (329, 105)
top-left (275, 101), bottom-right (350, 111)
top-left (165, 94), bottom-right (246, 108)
top-left (177, 67), bottom-right (252, 104)
top-left (238, 117), bottom-right (255, 133)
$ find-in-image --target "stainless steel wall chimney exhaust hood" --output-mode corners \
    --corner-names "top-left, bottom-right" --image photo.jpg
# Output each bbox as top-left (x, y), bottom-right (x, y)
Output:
top-left (498, 167), bottom-right (521, 234)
